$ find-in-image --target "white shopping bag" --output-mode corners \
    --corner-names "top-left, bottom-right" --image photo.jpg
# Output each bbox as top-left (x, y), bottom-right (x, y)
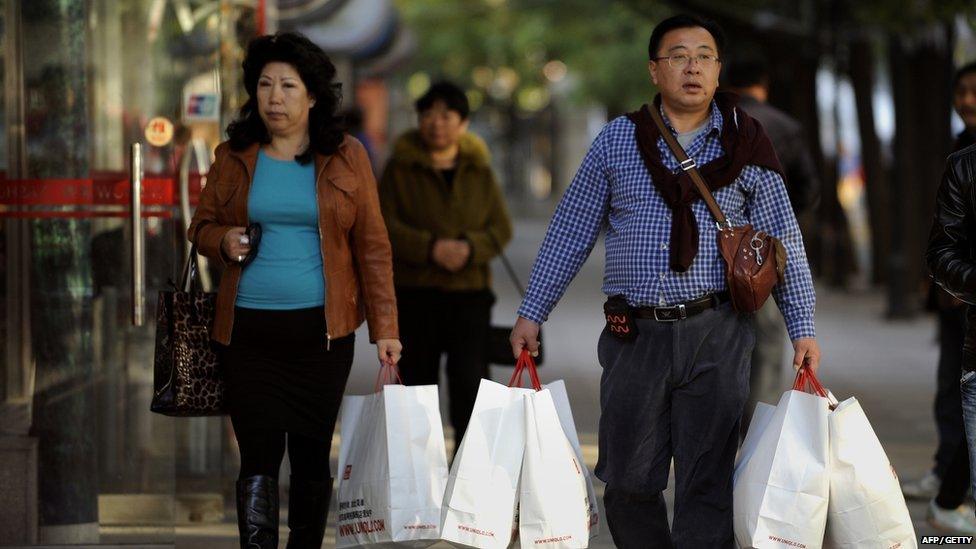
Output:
top-left (824, 397), bottom-right (917, 549)
top-left (336, 367), bottom-right (448, 548)
top-left (734, 369), bottom-right (832, 549)
top-left (519, 386), bottom-right (590, 548)
top-left (734, 401), bottom-right (777, 486)
top-left (441, 377), bottom-right (534, 548)
top-left (545, 380), bottom-right (600, 538)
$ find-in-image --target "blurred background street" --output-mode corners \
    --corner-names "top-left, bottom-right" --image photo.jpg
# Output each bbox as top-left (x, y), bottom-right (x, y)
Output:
top-left (3, 0), bottom-right (976, 546)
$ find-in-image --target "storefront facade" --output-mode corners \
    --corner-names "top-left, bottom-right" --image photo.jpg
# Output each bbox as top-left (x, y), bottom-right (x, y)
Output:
top-left (0, 0), bottom-right (260, 543)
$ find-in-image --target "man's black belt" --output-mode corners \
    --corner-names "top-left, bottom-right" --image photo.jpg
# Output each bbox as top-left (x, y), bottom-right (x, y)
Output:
top-left (633, 292), bottom-right (730, 322)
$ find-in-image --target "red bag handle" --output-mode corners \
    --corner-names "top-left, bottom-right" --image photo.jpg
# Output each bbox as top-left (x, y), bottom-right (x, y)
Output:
top-left (507, 350), bottom-right (542, 391)
top-left (374, 363), bottom-right (403, 392)
top-left (792, 367), bottom-right (828, 398)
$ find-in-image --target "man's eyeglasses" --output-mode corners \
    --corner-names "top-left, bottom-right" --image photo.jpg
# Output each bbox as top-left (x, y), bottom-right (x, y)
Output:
top-left (653, 54), bottom-right (720, 69)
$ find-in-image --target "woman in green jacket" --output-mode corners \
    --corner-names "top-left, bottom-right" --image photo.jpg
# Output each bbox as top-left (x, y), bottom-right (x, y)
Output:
top-left (379, 81), bottom-right (513, 447)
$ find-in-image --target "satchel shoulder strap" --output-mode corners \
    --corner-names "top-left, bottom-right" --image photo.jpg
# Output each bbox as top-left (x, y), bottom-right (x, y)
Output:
top-left (646, 105), bottom-right (732, 229)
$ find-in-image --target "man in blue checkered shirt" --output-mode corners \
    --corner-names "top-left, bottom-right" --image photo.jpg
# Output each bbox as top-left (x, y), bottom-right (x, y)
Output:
top-left (509, 14), bottom-right (820, 548)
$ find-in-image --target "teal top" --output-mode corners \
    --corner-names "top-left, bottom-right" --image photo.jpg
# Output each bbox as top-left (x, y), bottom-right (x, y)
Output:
top-left (236, 150), bottom-right (325, 309)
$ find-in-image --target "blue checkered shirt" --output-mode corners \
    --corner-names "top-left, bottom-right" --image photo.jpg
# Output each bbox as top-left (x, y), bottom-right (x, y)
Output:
top-left (517, 103), bottom-right (817, 340)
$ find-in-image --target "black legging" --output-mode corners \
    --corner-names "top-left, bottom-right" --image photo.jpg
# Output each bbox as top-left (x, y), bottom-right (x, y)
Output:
top-left (395, 288), bottom-right (492, 446)
top-left (234, 423), bottom-right (331, 482)
top-left (220, 307), bottom-right (354, 483)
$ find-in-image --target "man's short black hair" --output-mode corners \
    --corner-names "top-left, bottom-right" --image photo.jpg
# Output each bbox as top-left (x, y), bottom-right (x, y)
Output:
top-left (954, 61), bottom-right (976, 90)
top-left (725, 56), bottom-right (770, 88)
top-left (647, 14), bottom-right (725, 60)
top-left (415, 80), bottom-right (470, 120)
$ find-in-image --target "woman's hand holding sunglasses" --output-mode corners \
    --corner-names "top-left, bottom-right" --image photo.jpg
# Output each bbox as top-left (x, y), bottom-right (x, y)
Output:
top-left (221, 227), bottom-right (251, 264)
top-left (221, 224), bottom-right (262, 266)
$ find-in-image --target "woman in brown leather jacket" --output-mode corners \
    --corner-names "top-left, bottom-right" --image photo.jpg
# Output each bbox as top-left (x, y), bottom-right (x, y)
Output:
top-left (188, 32), bottom-right (400, 548)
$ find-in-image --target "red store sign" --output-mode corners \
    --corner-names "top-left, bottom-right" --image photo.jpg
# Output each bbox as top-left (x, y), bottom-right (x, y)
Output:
top-left (0, 174), bottom-right (204, 217)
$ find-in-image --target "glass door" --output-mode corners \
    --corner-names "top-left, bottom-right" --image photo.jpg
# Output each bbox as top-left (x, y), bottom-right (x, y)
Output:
top-left (0, 0), bottom-right (262, 544)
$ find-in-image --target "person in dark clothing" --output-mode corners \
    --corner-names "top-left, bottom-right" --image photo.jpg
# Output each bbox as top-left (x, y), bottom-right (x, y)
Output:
top-left (726, 58), bottom-right (820, 215)
top-left (927, 127), bottom-right (976, 535)
top-left (726, 57), bottom-right (822, 438)
top-left (913, 61), bottom-right (976, 534)
top-left (379, 81), bottom-right (513, 450)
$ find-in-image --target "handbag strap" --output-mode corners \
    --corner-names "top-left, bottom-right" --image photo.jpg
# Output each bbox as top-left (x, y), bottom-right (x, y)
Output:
top-left (179, 243), bottom-right (201, 292)
top-left (487, 232), bottom-right (526, 298)
top-left (646, 105), bottom-right (732, 230)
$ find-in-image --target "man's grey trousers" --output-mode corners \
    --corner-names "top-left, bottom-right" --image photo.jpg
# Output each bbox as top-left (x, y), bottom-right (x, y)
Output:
top-left (595, 303), bottom-right (755, 548)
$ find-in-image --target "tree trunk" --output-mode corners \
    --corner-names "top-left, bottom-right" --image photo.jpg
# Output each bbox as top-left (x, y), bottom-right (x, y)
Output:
top-left (848, 35), bottom-right (890, 285)
top-left (783, 52), bottom-right (836, 281)
top-left (885, 25), bottom-right (954, 318)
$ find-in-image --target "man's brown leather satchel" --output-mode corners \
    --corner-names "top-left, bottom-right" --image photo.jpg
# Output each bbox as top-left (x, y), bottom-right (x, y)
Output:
top-left (648, 106), bottom-right (786, 313)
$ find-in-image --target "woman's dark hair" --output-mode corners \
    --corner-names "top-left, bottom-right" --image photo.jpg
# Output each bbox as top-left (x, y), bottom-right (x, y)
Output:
top-left (647, 14), bottom-right (725, 60)
top-left (226, 32), bottom-right (343, 164)
top-left (414, 81), bottom-right (470, 120)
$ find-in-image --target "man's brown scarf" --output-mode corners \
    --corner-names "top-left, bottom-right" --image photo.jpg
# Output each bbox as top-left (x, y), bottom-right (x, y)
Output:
top-left (627, 91), bottom-right (784, 272)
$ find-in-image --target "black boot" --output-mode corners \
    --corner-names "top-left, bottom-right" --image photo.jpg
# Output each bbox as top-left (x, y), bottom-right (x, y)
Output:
top-left (285, 475), bottom-right (332, 549)
top-left (236, 475), bottom-right (279, 549)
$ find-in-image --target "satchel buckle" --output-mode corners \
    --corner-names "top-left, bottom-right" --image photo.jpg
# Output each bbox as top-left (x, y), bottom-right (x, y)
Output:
top-left (750, 234), bottom-right (765, 266)
top-left (679, 158), bottom-right (697, 171)
top-left (653, 303), bottom-right (686, 322)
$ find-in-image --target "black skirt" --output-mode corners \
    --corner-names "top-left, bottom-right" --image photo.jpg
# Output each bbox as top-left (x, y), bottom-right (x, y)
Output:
top-left (219, 306), bottom-right (355, 440)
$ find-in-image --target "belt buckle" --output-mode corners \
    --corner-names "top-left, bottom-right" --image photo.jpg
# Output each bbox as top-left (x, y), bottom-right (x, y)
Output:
top-left (653, 303), bottom-right (687, 322)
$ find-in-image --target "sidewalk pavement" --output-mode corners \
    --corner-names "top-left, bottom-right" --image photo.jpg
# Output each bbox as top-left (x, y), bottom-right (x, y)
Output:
top-left (172, 218), bottom-right (964, 547)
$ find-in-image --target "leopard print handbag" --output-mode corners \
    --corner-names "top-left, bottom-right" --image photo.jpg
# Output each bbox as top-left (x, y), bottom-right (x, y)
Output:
top-left (150, 246), bottom-right (226, 416)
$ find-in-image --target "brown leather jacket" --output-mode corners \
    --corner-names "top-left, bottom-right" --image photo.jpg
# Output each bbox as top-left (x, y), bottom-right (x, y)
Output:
top-left (188, 135), bottom-right (398, 346)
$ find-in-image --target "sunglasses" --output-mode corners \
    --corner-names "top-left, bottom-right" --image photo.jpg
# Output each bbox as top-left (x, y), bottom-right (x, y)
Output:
top-left (240, 222), bottom-right (262, 267)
